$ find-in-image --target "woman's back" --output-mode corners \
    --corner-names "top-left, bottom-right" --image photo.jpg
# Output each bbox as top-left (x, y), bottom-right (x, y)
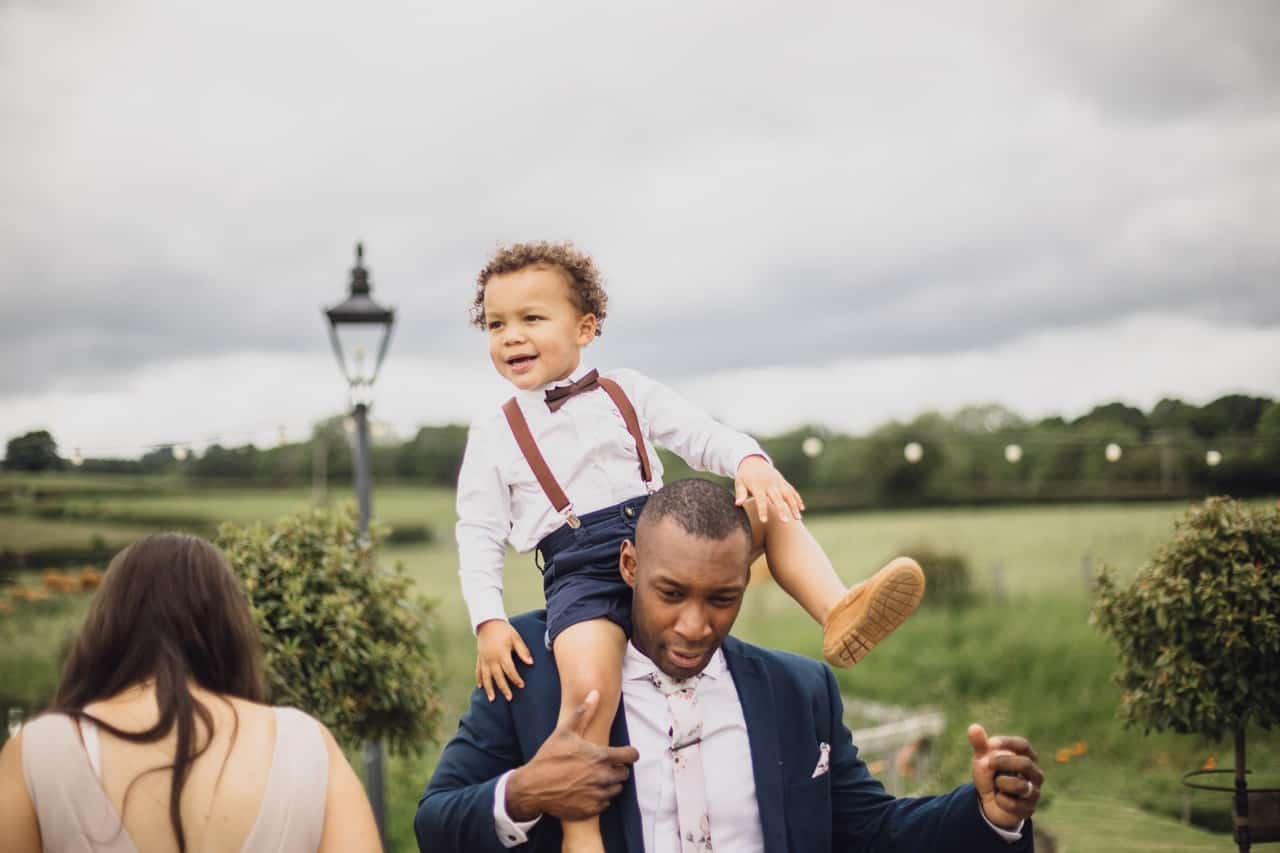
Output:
top-left (21, 685), bottom-right (327, 853)
top-left (0, 533), bottom-right (381, 853)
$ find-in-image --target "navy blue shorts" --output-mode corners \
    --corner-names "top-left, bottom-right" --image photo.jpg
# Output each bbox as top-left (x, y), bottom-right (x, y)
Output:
top-left (539, 495), bottom-right (649, 645)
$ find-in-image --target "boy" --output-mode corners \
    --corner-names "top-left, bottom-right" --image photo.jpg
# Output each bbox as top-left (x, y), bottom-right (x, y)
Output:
top-left (455, 242), bottom-right (924, 853)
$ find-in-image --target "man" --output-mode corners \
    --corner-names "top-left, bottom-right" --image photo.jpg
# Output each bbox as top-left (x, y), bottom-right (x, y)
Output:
top-left (416, 478), bottom-right (1043, 852)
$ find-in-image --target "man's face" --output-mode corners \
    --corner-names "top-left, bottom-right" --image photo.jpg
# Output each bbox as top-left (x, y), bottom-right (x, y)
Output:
top-left (621, 516), bottom-right (751, 680)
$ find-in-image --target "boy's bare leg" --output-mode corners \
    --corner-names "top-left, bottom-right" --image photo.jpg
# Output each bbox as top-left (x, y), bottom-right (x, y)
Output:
top-left (552, 618), bottom-right (628, 853)
top-left (744, 497), bottom-right (924, 667)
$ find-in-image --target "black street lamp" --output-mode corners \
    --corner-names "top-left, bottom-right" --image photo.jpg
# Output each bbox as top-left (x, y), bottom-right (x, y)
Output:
top-left (323, 242), bottom-right (394, 842)
top-left (325, 242), bottom-right (395, 533)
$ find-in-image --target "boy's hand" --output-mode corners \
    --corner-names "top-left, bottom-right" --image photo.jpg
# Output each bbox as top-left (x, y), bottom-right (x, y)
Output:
top-left (735, 454), bottom-right (805, 524)
top-left (475, 619), bottom-right (535, 702)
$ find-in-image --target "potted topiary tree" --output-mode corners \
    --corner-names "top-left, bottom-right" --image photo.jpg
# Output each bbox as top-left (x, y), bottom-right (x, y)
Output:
top-left (215, 505), bottom-right (442, 757)
top-left (1092, 496), bottom-right (1280, 852)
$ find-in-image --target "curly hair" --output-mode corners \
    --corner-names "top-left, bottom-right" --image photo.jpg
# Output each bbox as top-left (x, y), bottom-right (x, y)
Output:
top-left (471, 241), bottom-right (608, 336)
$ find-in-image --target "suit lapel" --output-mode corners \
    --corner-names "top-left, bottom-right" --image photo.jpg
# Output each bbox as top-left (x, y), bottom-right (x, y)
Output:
top-left (723, 637), bottom-right (788, 853)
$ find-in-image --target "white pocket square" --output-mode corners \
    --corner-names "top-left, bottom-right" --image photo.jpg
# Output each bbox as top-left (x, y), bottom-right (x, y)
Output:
top-left (811, 742), bottom-right (831, 778)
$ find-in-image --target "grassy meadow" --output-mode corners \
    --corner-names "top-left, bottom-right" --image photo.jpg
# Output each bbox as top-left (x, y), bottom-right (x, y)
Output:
top-left (2, 472), bottom-right (1276, 851)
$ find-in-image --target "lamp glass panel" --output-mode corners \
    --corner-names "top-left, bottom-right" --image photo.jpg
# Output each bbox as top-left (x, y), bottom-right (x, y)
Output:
top-left (333, 322), bottom-right (390, 384)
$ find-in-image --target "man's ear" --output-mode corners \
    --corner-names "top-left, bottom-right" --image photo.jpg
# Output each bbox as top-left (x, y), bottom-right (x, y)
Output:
top-left (577, 313), bottom-right (598, 345)
top-left (619, 539), bottom-right (638, 588)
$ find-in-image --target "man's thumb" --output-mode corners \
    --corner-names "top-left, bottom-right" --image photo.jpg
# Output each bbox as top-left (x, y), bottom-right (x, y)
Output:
top-left (967, 723), bottom-right (989, 756)
top-left (569, 690), bottom-right (600, 736)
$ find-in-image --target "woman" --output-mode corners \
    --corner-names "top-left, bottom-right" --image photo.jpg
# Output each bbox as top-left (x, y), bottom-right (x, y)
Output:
top-left (0, 533), bottom-right (381, 852)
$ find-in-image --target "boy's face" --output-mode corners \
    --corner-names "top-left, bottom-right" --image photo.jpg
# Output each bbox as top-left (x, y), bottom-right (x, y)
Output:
top-left (483, 264), bottom-right (597, 391)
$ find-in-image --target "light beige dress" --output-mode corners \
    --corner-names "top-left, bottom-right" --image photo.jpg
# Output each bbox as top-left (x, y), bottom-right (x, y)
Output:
top-left (20, 706), bottom-right (328, 853)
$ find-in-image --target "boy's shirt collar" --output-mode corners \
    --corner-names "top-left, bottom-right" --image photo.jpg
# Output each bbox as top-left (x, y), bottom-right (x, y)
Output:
top-left (513, 358), bottom-right (597, 406)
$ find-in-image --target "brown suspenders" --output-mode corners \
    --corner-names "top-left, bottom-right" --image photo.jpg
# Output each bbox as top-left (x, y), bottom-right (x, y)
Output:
top-left (598, 378), bottom-right (653, 483)
top-left (500, 377), bottom-right (652, 529)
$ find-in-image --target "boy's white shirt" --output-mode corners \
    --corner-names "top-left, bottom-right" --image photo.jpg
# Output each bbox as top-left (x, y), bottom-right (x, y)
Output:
top-left (454, 358), bottom-right (766, 631)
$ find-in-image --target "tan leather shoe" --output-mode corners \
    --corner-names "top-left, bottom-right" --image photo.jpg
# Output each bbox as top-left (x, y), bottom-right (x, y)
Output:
top-left (822, 556), bottom-right (925, 667)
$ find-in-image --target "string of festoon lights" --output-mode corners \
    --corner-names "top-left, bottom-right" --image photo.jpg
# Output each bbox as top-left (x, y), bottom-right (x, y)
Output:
top-left (798, 434), bottom-right (1269, 468)
top-left (50, 423), bottom-right (1268, 470)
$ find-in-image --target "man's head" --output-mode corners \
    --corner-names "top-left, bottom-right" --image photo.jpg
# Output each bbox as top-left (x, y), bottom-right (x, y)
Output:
top-left (620, 479), bottom-right (754, 679)
top-left (472, 242), bottom-right (609, 391)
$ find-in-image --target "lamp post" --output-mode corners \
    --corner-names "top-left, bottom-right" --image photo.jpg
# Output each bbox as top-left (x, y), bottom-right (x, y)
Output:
top-left (323, 242), bottom-right (395, 843)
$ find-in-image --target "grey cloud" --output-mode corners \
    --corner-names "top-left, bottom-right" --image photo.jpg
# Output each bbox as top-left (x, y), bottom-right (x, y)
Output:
top-left (2, 0), bottom-right (1278, 397)
top-left (1016, 2), bottom-right (1280, 121)
top-left (617, 249), bottom-right (1280, 376)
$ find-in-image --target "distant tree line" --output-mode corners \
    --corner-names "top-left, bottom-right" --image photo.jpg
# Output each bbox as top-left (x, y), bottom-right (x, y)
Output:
top-left (6, 394), bottom-right (1279, 507)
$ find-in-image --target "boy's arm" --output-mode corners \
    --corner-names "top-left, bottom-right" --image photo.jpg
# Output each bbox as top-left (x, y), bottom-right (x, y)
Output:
top-left (456, 417), bottom-right (514, 632)
top-left (619, 369), bottom-right (767, 478)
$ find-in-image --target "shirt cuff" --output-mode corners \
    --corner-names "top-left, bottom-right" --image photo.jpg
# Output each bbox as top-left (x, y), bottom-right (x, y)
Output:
top-left (980, 807), bottom-right (1024, 843)
top-left (494, 770), bottom-right (541, 847)
top-left (734, 448), bottom-right (771, 473)
top-left (469, 600), bottom-right (509, 635)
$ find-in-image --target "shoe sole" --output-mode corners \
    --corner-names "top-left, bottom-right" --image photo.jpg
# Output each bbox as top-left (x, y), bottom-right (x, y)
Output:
top-left (822, 556), bottom-right (925, 667)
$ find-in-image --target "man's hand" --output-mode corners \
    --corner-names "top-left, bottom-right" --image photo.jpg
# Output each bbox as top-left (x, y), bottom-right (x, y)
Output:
top-left (968, 723), bottom-right (1044, 831)
top-left (734, 454), bottom-right (805, 524)
top-left (505, 690), bottom-right (640, 822)
top-left (475, 619), bottom-right (534, 702)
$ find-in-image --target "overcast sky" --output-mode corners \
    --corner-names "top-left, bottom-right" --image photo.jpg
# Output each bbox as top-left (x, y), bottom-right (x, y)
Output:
top-left (2, 1), bottom-right (1277, 456)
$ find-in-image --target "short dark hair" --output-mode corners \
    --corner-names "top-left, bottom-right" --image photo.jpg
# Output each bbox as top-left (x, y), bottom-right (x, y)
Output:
top-left (637, 478), bottom-right (752, 547)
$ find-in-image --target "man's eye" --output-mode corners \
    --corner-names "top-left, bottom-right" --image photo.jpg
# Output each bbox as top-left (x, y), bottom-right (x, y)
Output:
top-left (711, 597), bottom-right (739, 608)
top-left (658, 589), bottom-right (682, 602)
top-left (524, 315), bottom-right (542, 322)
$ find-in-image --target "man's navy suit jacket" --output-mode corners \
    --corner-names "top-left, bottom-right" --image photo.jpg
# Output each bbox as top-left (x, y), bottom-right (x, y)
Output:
top-left (415, 611), bottom-right (1033, 852)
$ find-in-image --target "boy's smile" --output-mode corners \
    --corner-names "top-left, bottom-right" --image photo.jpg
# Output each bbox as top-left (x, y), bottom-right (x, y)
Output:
top-left (483, 264), bottom-right (597, 391)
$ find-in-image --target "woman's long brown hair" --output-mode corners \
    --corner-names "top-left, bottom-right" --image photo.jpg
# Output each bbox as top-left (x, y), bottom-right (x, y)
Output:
top-left (51, 533), bottom-right (266, 851)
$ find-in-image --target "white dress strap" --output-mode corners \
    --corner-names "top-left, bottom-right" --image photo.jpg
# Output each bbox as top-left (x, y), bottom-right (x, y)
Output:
top-left (240, 707), bottom-right (329, 853)
top-left (20, 713), bottom-right (138, 852)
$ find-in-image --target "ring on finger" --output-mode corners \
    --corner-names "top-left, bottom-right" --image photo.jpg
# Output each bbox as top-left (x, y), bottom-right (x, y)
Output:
top-left (1023, 780), bottom-right (1035, 798)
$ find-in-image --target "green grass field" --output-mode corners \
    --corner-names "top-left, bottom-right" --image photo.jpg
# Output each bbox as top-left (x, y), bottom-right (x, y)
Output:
top-left (0, 514), bottom-right (154, 551)
top-left (2, 474), bottom-right (1275, 851)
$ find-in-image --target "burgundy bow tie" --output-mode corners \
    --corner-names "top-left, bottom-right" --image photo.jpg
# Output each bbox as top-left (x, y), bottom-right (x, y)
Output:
top-left (544, 369), bottom-right (600, 412)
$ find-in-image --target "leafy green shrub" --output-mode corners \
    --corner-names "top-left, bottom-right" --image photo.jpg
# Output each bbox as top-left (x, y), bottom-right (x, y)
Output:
top-left (1091, 496), bottom-right (1280, 740)
top-left (215, 506), bottom-right (441, 756)
top-left (901, 545), bottom-right (973, 608)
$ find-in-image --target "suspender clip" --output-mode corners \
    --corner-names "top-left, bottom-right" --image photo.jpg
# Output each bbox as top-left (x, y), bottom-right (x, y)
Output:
top-left (564, 507), bottom-right (581, 529)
